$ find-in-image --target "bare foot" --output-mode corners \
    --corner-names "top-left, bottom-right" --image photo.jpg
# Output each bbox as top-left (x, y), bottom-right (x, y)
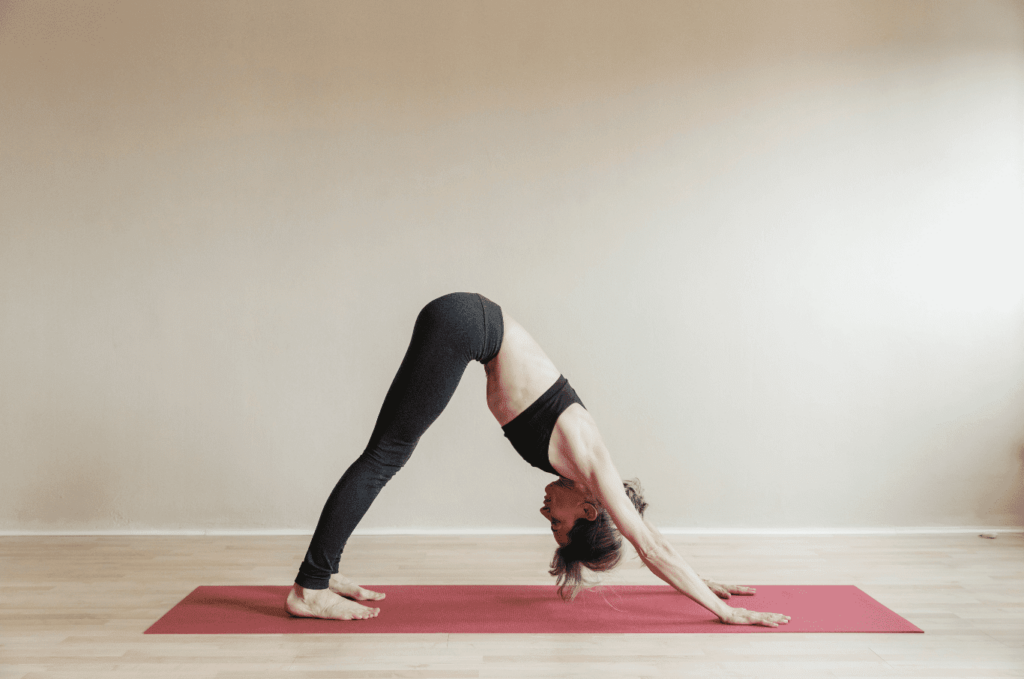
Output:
top-left (285, 583), bottom-right (380, 620)
top-left (329, 573), bottom-right (386, 602)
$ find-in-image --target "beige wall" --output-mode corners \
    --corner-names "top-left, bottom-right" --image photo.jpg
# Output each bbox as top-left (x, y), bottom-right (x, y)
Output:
top-left (1, 0), bottom-right (1022, 534)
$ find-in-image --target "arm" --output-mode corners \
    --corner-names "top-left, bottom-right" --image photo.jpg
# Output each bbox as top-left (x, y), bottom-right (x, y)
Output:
top-left (599, 467), bottom-right (788, 626)
top-left (630, 516), bottom-right (733, 621)
top-left (584, 457), bottom-right (731, 621)
top-left (552, 410), bottom-right (789, 627)
top-left (640, 519), bottom-right (754, 598)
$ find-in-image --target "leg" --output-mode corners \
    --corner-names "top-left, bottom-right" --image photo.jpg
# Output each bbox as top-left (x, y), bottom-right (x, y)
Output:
top-left (289, 294), bottom-right (502, 618)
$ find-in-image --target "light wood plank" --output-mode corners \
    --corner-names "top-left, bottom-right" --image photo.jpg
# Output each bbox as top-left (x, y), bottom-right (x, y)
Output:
top-left (1, 534), bottom-right (1022, 678)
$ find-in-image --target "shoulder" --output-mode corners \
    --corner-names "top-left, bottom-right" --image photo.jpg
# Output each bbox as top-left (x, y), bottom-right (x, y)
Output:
top-left (549, 407), bottom-right (654, 551)
top-left (548, 404), bottom-right (603, 477)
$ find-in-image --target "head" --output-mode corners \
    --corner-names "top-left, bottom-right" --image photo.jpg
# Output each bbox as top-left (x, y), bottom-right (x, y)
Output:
top-left (540, 477), bottom-right (648, 601)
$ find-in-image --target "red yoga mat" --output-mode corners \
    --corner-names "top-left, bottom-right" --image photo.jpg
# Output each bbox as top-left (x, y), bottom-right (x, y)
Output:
top-left (145, 585), bottom-right (922, 634)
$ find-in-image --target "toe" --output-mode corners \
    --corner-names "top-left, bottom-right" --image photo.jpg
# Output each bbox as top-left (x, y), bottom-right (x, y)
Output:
top-left (358, 587), bottom-right (385, 601)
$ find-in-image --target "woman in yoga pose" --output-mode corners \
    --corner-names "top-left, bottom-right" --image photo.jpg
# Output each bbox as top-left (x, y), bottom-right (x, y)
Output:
top-left (286, 293), bottom-right (790, 628)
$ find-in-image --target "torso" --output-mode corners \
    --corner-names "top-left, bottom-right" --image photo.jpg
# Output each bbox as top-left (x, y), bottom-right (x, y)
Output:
top-left (484, 315), bottom-right (561, 426)
top-left (484, 314), bottom-right (597, 479)
top-left (485, 309), bottom-right (642, 548)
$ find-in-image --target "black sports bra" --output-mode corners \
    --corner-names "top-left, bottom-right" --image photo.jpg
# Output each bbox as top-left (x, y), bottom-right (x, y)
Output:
top-left (501, 375), bottom-right (585, 475)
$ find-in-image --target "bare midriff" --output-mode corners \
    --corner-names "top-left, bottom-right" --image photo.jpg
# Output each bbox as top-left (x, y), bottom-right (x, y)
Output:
top-left (483, 314), bottom-right (562, 426)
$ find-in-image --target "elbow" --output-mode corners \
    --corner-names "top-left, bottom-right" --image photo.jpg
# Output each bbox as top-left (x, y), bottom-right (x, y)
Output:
top-left (634, 534), bottom-right (665, 564)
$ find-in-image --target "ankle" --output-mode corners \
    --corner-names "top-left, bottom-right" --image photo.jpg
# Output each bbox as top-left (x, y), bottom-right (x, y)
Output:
top-left (292, 583), bottom-right (325, 600)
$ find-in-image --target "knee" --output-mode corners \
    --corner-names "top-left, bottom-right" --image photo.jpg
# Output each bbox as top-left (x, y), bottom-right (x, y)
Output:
top-left (363, 444), bottom-right (414, 475)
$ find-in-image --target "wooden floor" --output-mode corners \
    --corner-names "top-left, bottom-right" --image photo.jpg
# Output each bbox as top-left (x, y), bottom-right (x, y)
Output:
top-left (1, 533), bottom-right (1022, 678)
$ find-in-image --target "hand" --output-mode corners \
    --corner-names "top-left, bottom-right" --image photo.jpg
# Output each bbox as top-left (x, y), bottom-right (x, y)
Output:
top-left (702, 578), bottom-right (756, 599)
top-left (719, 606), bottom-right (791, 628)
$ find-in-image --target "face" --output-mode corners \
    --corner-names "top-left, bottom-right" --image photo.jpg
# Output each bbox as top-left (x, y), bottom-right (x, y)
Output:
top-left (540, 478), bottom-right (597, 546)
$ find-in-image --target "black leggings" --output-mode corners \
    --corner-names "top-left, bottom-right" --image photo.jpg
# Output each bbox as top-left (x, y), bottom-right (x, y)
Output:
top-left (295, 292), bottom-right (504, 589)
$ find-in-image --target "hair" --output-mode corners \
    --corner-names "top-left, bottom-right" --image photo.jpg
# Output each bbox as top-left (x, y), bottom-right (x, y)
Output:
top-left (548, 478), bottom-right (648, 602)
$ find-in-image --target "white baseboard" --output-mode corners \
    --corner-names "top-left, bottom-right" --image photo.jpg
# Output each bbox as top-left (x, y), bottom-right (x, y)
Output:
top-left (656, 526), bottom-right (1024, 536)
top-left (0, 526), bottom-right (1020, 537)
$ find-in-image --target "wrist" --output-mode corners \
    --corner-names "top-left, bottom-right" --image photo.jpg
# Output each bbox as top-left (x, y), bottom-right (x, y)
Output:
top-left (715, 603), bottom-right (733, 622)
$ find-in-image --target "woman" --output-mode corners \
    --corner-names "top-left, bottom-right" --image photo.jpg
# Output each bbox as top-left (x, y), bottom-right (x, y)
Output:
top-left (286, 293), bottom-right (790, 628)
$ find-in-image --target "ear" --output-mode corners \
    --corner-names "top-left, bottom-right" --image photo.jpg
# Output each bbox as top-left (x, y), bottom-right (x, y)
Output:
top-left (581, 502), bottom-right (599, 522)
